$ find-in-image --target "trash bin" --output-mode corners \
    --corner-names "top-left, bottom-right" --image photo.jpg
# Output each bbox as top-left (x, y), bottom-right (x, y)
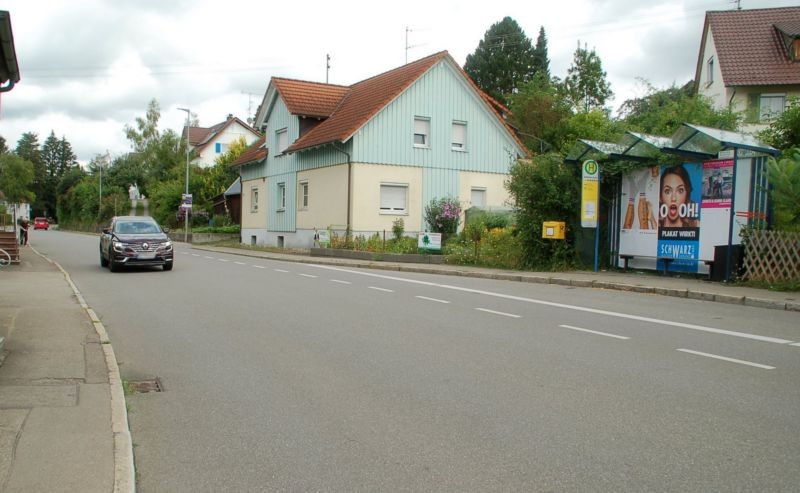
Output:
top-left (711, 244), bottom-right (744, 282)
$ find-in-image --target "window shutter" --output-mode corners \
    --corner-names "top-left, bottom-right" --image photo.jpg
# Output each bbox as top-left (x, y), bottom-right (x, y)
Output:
top-left (452, 122), bottom-right (466, 149)
top-left (380, 185), bottom-right (407, 211)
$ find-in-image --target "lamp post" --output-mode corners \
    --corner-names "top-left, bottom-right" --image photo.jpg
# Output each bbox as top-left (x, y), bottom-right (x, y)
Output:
top-left (178, 107), bottom-right (191, 242)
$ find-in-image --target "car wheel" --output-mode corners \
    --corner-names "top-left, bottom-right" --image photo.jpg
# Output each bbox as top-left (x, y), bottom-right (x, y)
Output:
top-left (100, 248), bottom-right (109, 267)
top-left (163, 262), bottom-right (173, 271)
top-left (108, 248), bottom-right (120, 272)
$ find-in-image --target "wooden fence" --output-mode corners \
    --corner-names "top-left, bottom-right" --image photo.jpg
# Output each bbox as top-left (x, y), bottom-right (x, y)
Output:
top-left (743, 230), bottom-right (800, 283)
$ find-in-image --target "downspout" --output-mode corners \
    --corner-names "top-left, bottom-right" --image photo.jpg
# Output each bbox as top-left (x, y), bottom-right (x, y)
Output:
top-left (331, 143), bottom-right (352, 232)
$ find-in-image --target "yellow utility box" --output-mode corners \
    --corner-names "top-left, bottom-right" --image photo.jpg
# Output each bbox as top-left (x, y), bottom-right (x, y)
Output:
top-left (542, 221), bottom-right (566, 239)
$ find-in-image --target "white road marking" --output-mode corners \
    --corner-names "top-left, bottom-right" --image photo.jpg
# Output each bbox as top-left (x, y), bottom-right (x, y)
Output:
top-left (191, 254), bottom-right (200, 257)
top-left (309, 264), bottom-right (794, 345)
top-left (559, 324), bottom-right (630, 340)
top-left (253, 265), bottom-right (266, 269)
top-left (217, 258), bottom-right (229, 262)
top-left (274, 269), bottom-right (289, 273)
top-left (790, 342), bottom-right (800, 347)
top-left (676, 348), bottom-right (775, 370)
top-left (204, 256), bottom-right (214, 259)
top-left (476, 308), bottom-right (520, 318)
top-left (369, 286), bottom-right (394, 293)
top-left (416, 295), bottom-right (450, 304)
top-left (331, 279), bottom-right (351, 284)
top-left (299, 273), bottom-right (317, 278)
top-left (234, 262), bottom-right (246, 265)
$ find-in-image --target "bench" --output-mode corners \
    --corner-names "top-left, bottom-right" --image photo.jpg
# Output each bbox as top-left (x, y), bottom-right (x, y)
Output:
top-left (619, 254), bottom-right (674, 275)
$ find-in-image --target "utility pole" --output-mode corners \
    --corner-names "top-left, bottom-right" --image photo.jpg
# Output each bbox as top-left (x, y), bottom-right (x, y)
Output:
top-left (326, 54), bottom-right (331, 83)
top-left (178, 108), bottom-right (191, 243)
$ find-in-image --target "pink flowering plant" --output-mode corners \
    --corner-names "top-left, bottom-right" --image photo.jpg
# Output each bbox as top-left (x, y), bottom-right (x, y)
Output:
top-left (424, 197), bottom-right (462, 241)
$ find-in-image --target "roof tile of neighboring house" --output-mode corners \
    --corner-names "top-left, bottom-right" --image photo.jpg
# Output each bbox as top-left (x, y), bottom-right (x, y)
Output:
top-left (229, 136), bottom-right (267, 167)
top-left (702, 7), bottom-right (800, 87)
top-left (273, 78), bottom-right (349, 118)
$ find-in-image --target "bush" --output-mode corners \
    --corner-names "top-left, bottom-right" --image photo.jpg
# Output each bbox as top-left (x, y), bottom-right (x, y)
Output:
top-left (424, 197), bottom-right (462, 241)
top-left (392, 217), bottom-right (404, 240)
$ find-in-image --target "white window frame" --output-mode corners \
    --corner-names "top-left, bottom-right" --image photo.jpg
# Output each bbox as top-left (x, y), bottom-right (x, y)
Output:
top-left (250, 187), bottom-right (259, 213)
top-left (452, 121), bottom-right (467, 151)
top-left (379, 183), bottom-right (408, 215)
top-left (470, 187), bottom-right (486, 208)
top-left (759, 94), bottom-right (786, 122)
top-left (298, 180), bottom-right (309, 210)
top-left (276, 128), bottom-right (288, 154)
top-left (413, 117), bottom-right (430, 148)
top-left (277, 182), bottom-right (286, 211)
top-left (706, 57), bottom-right (714, 86)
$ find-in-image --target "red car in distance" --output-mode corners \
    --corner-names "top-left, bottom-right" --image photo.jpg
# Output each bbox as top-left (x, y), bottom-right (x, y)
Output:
top-left (33, 217), bottom-right (49, 230)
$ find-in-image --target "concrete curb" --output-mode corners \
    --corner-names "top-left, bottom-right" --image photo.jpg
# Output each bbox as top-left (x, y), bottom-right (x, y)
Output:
top-left (30, 247), bottom-right (135, 493)
top-left (191, 245), bottom-right (799, 312)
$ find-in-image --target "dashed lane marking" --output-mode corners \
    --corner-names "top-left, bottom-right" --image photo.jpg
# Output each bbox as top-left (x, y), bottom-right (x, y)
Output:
top-left (676, 348), bottom-right (775, 370)
top-left (475, 308), bottom-right (520, 318)
top-left (559, 324), bottom-right (630, 340)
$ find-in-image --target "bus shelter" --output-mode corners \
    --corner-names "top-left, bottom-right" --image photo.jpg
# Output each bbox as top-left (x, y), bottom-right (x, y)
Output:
top-left (566, 124), bottom-right (778, 282)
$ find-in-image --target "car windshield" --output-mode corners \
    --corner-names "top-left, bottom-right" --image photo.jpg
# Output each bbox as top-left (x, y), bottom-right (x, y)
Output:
top-left (115, 221), bottom-right (161, 234)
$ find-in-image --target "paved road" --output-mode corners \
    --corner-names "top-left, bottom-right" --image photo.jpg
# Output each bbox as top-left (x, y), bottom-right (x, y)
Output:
top-left (32, 230), bottom-right (800, 491)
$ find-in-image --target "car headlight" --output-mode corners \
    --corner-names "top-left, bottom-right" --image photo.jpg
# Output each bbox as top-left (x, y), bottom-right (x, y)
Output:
top-left (163, 241), bottom-right (173, 250)
top-left (112, 241), bottom-right (124, 252)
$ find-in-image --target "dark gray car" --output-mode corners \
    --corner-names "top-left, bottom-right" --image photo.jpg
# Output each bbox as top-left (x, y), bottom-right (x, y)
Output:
top-left (100, 216), bottom-right (174, 271)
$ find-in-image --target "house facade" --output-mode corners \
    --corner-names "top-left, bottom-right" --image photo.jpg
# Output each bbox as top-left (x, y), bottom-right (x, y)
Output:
top-left (184, 115), bottom-right (261, 168)
top-left (694, 7), bottom-right (800, 134)
top-left (234, 51), bottom-right (527, 248)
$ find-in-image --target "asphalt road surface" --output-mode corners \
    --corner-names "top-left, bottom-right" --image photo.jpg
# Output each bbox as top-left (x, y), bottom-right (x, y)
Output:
top-left (31, 230), bottom-right (800, 492)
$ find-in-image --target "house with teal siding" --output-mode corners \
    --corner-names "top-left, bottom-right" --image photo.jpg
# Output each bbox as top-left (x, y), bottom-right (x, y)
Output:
top-left (233, 51), bottom-right (528, 248)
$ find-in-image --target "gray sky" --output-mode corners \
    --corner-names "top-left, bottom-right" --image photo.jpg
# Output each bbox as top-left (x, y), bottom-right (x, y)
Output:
top-left (1, 0), bottom-right (795, 163)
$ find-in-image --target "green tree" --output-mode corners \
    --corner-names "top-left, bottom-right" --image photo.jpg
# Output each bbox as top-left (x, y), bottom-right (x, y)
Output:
top-left (757, 97), bottom-right (800, 150)
top-left (464, 17), bottom-right (538, 106)
top-left (532, 26), bottom-right (550, 80)
top-left (618, 80), bottom-right (739, 136)
top-left (507, 74), bottom-right (572, 154)
top-left (40, 132), bottom-right (78, 218)
top-left (767, 149), bottom-right (800, 232)
top-left (0, 135), bottom-right (8, 154)
top-left (15, 132), bottom-right (46, 215)
top-left (564, 41), bottom-right (612, 113)
top-left (0, 153), bottom-right (36, 228)
top-left (506, 153), bottom-right (580, 269)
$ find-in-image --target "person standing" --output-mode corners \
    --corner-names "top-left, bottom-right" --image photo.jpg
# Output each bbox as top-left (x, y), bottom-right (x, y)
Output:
top-left (19, 217), bottom-right (29, 245)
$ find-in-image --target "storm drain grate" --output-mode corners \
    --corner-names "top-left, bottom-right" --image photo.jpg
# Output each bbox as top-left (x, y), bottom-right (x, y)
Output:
top-left (127, 378), bottom-right (163, 393)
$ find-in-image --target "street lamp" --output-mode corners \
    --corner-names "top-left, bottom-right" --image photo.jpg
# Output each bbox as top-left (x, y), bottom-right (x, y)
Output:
top-left (178, 107), bottom-right (191, 242)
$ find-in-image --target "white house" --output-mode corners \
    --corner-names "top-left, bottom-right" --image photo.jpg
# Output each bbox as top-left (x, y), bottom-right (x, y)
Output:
top-left (183, 114), bottom-right (262, 168)
top-left (694, 6), bottom-right (800, 134)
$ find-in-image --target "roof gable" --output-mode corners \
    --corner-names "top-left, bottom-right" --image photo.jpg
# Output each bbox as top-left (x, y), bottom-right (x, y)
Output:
top-left (697, 7), bottom-right (800, 88)
top-left (273, 78), bottom-right (349, 118)
top-left (286, 51), bottom-right (449, 153)
top-left (187, 116), bottom-right (261, 154)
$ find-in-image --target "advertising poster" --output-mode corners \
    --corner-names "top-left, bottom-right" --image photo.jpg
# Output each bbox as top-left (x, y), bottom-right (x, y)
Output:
top-left (619, 166), bottom-right (659, 261)
top-left (701, 159), bottom-right (733, 208)
top-left (657, 163), bottom-right (702, 273)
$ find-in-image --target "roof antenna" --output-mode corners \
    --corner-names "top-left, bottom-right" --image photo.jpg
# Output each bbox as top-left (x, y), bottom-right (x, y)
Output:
top-left (326, 54), bottom-right (331, 84)
top-left (405, 27), bottom-right (428, 64)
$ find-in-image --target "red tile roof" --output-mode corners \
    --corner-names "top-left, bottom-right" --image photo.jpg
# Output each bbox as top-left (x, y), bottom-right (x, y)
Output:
top-left (280, 51), bottom-right (526, 156)
top-left (229, 136), bottom-right (267, 167)
top-left (183, 116), bottom-right (260, 153)
top-left (697, 7), bottom-right (800, 88)
top-left (273, 78), bottom-right (349, 118)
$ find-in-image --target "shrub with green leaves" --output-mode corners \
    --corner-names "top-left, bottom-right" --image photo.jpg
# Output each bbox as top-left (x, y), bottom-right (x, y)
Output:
top-left (506, 153), bottom-right (580, 269)
top-left (768, 149), bottom-right (800, 232)
top-left (392, 217), bottom-right (405, 240)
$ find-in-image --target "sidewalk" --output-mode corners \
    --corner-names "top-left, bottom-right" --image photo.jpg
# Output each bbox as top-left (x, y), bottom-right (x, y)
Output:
top-left (0, 246), bottom-right (133, 493)
top-left (194, 244), bottom-right (800, 312)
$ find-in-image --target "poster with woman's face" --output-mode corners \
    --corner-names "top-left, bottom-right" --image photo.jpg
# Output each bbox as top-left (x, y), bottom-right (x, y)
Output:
top-left (657, 164), bottom-right (702, 273)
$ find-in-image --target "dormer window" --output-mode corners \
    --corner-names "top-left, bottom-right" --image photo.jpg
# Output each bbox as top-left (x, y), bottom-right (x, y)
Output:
top-left (792, 39), bottom-right (800, 61)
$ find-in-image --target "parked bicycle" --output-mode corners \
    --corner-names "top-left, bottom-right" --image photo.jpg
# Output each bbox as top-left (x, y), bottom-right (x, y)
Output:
top-left (0, 247), bottom-right (11, 268)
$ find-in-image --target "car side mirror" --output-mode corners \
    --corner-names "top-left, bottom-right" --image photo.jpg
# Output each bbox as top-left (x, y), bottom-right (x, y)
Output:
top-left (102, 228), bottom-right (111, 234)
top-left (162, 228), bottom-right (170, 234)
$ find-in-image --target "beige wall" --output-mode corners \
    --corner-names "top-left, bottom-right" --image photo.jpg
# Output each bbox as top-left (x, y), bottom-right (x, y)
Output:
top-left (351, 163), bottom-right (423, 232)
top-left (240, 178), bottom-right (267, 230)
top-left (459, 171), bottom-right (511, 209)
top-left (296, 164), bottom-right (349, 230)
